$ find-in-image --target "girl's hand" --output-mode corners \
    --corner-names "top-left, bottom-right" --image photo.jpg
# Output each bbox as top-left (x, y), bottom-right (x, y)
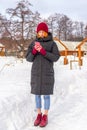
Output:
top-left (34, 42), bottom-right (42, 52)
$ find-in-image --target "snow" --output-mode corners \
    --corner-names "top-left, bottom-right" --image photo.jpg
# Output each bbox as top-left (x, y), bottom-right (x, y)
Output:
top-left (0, 43), bottom-right (5, 47)
top-left (0, 56), bottom-right (87, 130)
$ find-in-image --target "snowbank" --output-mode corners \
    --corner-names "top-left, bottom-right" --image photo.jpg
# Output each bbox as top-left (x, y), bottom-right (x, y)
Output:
top-left (0, 56), bottom-right (87, 130)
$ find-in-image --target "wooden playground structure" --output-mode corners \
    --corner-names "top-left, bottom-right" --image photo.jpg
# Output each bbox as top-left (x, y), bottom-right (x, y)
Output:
top-left (54, 37), bottom-right (87, 69)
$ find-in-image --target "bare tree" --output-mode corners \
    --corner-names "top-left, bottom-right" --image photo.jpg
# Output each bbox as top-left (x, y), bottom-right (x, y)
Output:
top-left (84, 25), bottom-right (87, 37)
top-left (59, 15), bottom-right (73, 41)
top-left (0, 14), bottom-right (10, 38)
top-left (46, 13), bottom-right (73, 40)
top-left (79, 22), bottom-right (84, 37)
top-left (48, 14), bottom-right (56, 35)
top-left (72, 21), bottom-right (84, 41)
top-left (29, 11), bottom-right (41, 39)
top-left (6, 0), bottom-right (34, 58)
top-left (54, 13), bottom-right (65, 39)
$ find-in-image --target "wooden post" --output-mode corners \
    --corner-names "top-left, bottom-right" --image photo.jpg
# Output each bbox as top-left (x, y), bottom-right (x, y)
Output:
top-left (78, 47), bottom-right (83, 66)
top-left (70, 60), bottom-right (79, 69)
top-left (64, 50), bottom-right (68, 65)
top-left (53, 37), bottom-right (69, 65)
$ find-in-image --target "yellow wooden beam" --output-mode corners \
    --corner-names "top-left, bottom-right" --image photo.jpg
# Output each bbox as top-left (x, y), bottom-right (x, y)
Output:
top-left (53, 37), bottom-right (68, 50)
top-left (76, 37), bottom-right (87, 49)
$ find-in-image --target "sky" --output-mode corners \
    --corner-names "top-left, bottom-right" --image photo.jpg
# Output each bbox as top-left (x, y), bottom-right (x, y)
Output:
top-left (0, 0), bottom-right (87, 24)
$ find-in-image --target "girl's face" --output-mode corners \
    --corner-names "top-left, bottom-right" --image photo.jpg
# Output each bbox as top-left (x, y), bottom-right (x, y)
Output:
top-left (37, 30), bottom-right (48, 38)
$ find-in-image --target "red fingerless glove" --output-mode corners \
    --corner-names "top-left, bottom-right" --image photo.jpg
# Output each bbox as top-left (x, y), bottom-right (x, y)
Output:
top-left (40, 48), bottom-right (46, 56)
top-left (32, 48), bottom-right (37, 55)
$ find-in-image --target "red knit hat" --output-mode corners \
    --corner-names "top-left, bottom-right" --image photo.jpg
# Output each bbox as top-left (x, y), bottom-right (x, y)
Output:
top-left (36, 22), bottom-right (48, 33)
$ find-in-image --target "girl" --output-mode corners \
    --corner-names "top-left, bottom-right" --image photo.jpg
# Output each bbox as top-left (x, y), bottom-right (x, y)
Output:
top-left (26, 22), bottom-right (60, 127)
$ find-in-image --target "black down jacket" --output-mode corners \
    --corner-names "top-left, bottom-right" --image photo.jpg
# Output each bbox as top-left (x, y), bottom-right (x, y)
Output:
top-left (26, 33), bottom-right (60, 95)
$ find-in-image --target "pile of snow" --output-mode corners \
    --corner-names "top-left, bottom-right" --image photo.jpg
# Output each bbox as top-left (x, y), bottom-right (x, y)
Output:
top-left (0, 56), bottom-right (87, 130)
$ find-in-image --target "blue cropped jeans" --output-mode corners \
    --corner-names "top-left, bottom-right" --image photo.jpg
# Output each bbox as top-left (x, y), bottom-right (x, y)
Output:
top-left (35, 95), bottom-right (50, 110)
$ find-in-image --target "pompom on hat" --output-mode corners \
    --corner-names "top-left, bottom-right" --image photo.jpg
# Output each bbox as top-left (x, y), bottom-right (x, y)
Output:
top-left (36, 22), bottom-right (48, 33)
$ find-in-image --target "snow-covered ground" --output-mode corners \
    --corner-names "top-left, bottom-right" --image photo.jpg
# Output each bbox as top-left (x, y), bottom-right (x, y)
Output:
top-left (0, 56), bottom-right (87, 130)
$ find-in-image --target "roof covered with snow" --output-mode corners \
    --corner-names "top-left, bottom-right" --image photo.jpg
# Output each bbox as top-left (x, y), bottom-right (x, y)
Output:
top-left (55, 41), bottom-right (87, 51)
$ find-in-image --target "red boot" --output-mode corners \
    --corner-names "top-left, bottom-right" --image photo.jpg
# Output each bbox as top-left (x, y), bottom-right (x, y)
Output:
top-left (34, 113), bottom-right (42, 126)
top-left (39, 114), bottom-right (48, 127)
